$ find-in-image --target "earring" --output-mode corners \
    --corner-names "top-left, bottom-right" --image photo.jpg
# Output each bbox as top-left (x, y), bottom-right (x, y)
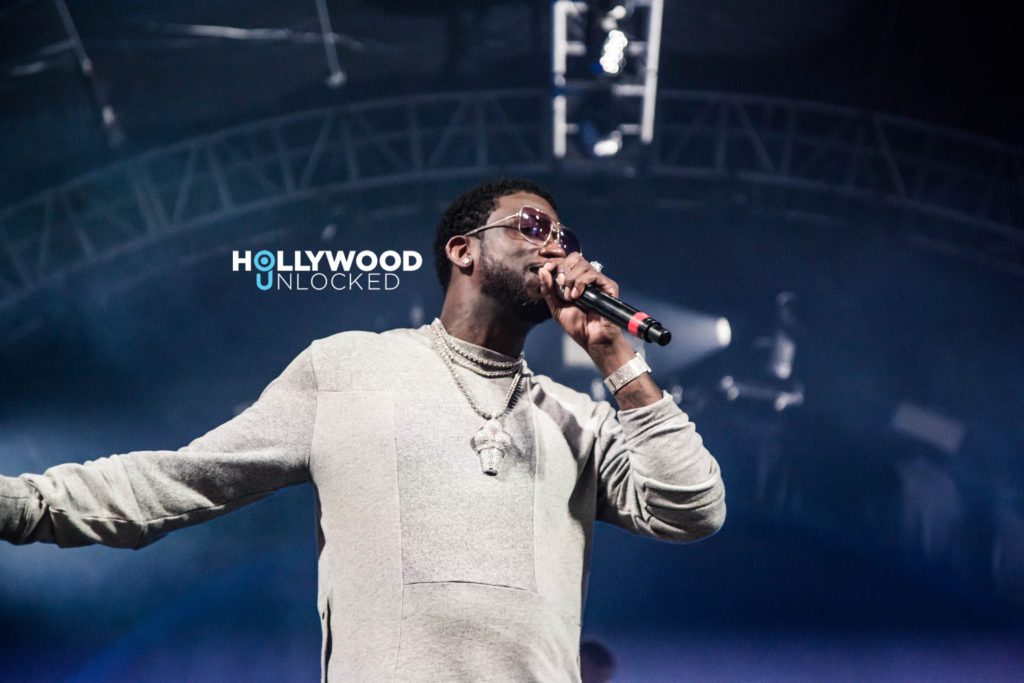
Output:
top-left (463, 258), bottom-right (470, 264)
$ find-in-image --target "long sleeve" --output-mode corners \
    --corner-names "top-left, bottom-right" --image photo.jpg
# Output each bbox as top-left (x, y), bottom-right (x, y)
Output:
top-left (0, 348), bottom-right (317, 549)
top-left (594, 392), bottom-right (725, 542)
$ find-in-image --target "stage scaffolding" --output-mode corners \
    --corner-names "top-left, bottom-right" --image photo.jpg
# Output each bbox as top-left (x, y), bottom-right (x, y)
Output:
top-left (1, 88), bottom-right (1022, 316)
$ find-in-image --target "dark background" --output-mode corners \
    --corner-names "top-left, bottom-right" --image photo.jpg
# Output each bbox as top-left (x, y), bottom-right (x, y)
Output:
top-left (1, 2), bottom-right (1021, 680)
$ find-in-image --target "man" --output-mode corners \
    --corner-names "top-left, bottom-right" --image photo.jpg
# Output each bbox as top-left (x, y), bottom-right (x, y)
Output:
top-left (0, 178), bottom-right (725, 681)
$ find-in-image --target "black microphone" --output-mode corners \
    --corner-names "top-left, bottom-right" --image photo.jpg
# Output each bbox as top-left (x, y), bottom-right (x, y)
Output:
top-left (560, 285), bottom-right (672, 346)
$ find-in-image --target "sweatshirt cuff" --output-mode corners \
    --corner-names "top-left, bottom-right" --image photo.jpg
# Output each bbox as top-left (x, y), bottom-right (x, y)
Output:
top-left (616, 392), bottom-right (685, 430)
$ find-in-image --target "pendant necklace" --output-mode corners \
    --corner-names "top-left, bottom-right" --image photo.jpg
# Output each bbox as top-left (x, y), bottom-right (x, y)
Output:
top-left (430, 318), bottom-right (523, 476)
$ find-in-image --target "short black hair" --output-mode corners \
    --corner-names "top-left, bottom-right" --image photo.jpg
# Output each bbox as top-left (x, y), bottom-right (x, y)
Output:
top-left (433, 178), bottom-right (557, 292)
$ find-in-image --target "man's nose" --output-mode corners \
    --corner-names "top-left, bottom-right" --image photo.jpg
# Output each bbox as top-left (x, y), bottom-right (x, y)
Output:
top-left (538, 237), bottom-right (566, 258)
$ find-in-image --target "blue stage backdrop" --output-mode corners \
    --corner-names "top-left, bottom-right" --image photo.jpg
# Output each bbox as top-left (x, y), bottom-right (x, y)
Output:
top-left (2, 2), bottom-right (1022, 681)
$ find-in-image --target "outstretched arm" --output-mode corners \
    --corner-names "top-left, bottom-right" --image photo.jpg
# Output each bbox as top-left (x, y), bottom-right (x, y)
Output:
top-left (1, 348), bottom-right (317, 549)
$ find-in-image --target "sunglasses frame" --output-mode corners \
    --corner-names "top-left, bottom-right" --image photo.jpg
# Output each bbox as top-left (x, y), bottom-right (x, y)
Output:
top-left (464, 206), bottom-right (580, 254)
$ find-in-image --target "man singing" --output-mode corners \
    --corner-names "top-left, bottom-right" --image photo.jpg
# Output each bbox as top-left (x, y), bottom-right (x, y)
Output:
top-left (0, 178), bottom-right (725, 681)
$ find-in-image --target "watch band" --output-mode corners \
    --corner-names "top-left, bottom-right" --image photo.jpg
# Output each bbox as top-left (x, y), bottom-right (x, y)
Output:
top-left (603, 352), bottom-right (651, 394)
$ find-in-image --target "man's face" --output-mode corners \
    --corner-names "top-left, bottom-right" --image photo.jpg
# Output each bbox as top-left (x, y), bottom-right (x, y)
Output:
top-left (475, 192), bottom-right (567, 325)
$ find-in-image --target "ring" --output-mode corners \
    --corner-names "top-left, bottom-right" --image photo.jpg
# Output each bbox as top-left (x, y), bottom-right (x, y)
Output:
top-left (589, 260), bottom-right (604, 273)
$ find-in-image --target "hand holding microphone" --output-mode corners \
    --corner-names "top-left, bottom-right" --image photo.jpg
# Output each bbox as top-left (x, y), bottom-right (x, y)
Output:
top-left (563, 278), bottom-right (672, 346)
top-left (540, 256), bottom-right (672, 346)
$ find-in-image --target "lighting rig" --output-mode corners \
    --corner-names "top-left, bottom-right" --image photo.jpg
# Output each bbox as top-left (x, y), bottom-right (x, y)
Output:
top-left (551, 0), bottom-right (664, 162)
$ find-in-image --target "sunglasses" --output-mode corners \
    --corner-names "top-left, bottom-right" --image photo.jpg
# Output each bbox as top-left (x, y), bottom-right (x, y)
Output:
top-left (465, 206), bottom-right (581, 254)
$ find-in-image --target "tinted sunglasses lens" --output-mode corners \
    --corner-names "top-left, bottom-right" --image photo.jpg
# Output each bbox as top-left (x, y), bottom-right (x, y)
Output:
top-left (517, 208), bottom-right (553, 243)
top-left (559, 228), bottom-right (581, 254)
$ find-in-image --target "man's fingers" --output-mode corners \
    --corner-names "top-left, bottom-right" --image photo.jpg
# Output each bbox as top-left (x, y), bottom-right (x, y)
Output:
top-left (539, 262), bottom-right (558, 292)
top-left (557, 258), bottom-right (618, 300)
top-left (538, 262), bottom-right (564, 309)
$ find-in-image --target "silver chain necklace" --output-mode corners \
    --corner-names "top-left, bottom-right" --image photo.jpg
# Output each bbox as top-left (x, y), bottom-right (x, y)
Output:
top-left (430, 318), bottom-right (523, 476)
top-left (433, 319), bottom-right (523, 377)
top-left (445, 330), bottom-right (523, 371)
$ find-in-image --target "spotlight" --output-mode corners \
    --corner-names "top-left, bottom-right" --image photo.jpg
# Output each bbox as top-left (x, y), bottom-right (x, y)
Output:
top-left (577, 87), bottom-right (623, 158)
top-left (557, 290), bottom-right (731, 372)
top-left (716, 318), bottom-right (733, 347)
top-left (598, 29), bottom-right (629, 75)
top-left (586, 127), bottom-right (623, 157)
top-left (605, 5), bottom-right (629, 22)
top-left (551, 0), bottom-right (663, 156)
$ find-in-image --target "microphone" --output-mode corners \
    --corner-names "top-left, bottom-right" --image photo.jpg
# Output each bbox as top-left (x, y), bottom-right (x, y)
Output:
top-left (560, 285), bottom-right (672, 346)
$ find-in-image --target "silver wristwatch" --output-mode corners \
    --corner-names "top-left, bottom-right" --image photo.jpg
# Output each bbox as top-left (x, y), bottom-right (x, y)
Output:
top-left (603, 352), bottom-right (651, 394)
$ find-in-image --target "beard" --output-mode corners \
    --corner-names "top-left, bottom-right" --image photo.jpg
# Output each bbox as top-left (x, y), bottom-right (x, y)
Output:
top-left (478, 248), bottom-right (552, 325)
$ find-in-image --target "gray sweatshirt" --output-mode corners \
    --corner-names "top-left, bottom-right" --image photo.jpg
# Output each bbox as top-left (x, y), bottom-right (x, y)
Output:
top-left (0, 326), bottom-right (726, 681)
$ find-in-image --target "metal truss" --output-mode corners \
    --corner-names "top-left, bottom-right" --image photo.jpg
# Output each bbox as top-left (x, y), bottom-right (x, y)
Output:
top-left (2, 88), bottom-right (1022, 314)
top-left (0, 89), bottom-right (550, 313)
top-left (552, 0), bottom-right (664, 158)
top-left (651, 91), bottom-right (1024, 276)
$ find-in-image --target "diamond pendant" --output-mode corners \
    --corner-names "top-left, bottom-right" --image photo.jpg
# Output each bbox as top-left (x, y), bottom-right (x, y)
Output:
top-left (471, 418), bottom-right (513, 476)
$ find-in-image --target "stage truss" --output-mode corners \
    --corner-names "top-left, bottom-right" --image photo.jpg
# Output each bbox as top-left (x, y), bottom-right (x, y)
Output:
top-left (1, 88), bottom-right (1022, 316)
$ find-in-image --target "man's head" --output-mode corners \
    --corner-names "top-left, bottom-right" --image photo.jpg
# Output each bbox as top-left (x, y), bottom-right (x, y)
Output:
top-left (434, 178), bottom-right (558, 293)
top-left (434, 179), bottom-right (568, 327)
top-left (434, 179), bottom-right (566, 327)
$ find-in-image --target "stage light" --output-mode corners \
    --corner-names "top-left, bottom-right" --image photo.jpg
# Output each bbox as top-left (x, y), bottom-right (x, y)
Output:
top-left (716, 317), bottom-right (732, 347)
top-left (578, 87), bottom-right (624, 157)
top-left (551, 0), bottom-right (663, 157)
top-left (721, 376), bottom-right (740, 401)
top-left (625, 293), bottom-right (731, 372)
top-left (556, 290), bottom-right (731, 372)
top-left (598, 29), bottom-right (629, 75)
top-left (588, 128), bottom-right (623, 157)
top-left (605, 5), bottom-right (629, 22)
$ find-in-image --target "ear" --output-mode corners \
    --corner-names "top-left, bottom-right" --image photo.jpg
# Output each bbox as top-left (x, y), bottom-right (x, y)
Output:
top-left (445, 234), bottom-right (473, 270)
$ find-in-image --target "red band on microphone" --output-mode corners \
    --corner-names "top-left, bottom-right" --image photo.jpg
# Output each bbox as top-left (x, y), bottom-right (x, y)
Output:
top-left (627, 312), bottom-right (651, 336)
